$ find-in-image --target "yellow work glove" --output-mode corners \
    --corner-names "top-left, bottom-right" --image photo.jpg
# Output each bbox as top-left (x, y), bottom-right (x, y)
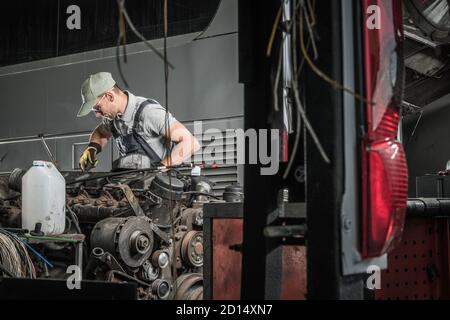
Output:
top-left (79, 143), bottom-right (101, 172)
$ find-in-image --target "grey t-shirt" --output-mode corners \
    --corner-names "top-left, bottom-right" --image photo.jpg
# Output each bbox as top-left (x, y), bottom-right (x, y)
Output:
top-left (102, 91), bottom-right (177, 159)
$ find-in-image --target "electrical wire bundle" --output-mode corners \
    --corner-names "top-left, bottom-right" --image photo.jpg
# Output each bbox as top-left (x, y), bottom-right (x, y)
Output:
top-left (115, 0), bottom-right (175, 88)
top-left (268, 0), bottom-right (376, 179)
top-left (0, 230), bottom-right (36, 278)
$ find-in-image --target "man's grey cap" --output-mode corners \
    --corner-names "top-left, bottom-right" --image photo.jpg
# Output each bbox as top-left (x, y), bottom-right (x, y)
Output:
top-left (78, 72), bottom-right (116, 117)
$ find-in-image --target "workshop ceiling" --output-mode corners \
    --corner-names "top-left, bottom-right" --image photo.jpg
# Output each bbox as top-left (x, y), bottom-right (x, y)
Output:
top-left (0, 0), bottom-right (221, 67)
top-left (403, 0), bottom-right (450, 111)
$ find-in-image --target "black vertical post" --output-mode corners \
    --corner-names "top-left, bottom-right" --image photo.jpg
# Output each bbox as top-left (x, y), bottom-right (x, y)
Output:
top-left (238, 0), bottom-right (282, 300)
top-left (304, 0), bottom-right (364, 299)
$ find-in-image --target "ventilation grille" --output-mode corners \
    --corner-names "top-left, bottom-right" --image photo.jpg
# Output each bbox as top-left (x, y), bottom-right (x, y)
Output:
top-left (181, 130), bottom-right (239, 197)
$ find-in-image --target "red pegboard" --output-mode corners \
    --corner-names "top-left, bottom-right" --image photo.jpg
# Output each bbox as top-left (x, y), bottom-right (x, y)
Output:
top-left (375, 217), bottom-right (450, 300)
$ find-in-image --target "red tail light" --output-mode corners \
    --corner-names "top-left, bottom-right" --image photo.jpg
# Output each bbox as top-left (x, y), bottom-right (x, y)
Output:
top-left (361, 0), bottom-right (408, 258)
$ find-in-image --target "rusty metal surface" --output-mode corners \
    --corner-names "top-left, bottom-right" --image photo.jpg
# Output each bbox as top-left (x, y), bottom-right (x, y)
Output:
top-left (376, 217), bottom-right (450, 300)
top-left (212, 218), bottom-right (243, 300)
top-left (181, 231), bottom-right (204, 267)
top-left (175, 273), bottom-right (203, 300)
top-left (211, 218), bottom-right (308, 300)
top-left (282, 246), bottom-right (307, 300)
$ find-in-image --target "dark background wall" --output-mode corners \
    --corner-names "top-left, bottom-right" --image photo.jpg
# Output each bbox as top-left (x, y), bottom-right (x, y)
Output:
top-left (403, 94), bottom-right (450, 196)
top-left (0, 0), bottom-right (220, 67)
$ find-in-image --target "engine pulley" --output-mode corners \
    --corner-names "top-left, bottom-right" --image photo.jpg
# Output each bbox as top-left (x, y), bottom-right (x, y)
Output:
top-left (90, 217), bottom-right (154, 268)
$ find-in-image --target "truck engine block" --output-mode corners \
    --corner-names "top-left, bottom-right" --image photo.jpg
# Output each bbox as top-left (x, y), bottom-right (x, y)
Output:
top-left (0, 168), bottom-right (213, 300)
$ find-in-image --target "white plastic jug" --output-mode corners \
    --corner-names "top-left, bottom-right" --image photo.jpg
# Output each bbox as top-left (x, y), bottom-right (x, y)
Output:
top-left (22, 161), bottom-right (66, 235)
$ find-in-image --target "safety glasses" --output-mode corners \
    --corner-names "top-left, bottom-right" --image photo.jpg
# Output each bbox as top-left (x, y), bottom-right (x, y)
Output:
top-left (91, 94), bottom-right (106, 113)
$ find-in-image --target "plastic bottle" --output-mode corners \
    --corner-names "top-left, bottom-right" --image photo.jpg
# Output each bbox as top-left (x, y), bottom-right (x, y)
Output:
top-left (22, 161), bottom-right (66, 235)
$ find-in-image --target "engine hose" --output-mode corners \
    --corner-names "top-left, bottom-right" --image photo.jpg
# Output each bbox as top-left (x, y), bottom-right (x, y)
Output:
top-left (71, 204), bottom-right (132, 223)
top-left (84, 249), bottom-right (104, 279)
top-left (66, 164), bottom-right (193, 185)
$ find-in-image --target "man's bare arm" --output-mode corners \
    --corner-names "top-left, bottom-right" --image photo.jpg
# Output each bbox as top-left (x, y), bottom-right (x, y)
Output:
top-left (90, 123), bottom-right (112, 150)
top-left (160, 121), bottom-right (200, 166)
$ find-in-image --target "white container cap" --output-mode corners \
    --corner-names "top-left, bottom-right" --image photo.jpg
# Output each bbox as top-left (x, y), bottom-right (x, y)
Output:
top-left (191, 166), bottom-right (201, 176)
top-left (33, 160), bottom-right (48, 167)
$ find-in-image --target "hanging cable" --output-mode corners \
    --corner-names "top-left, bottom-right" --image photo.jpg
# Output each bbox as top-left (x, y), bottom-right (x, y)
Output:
top-left (66, 204), bottom-right (82, 235)
top-left (117, 0), bottom-right (175, 70)
top-left (161, 0), bottom-right (178, 296)
top-left (301, 0), bottom-right (318, 60)
top-left (281, 0), bottom-right (330, 179)
top-left (293, 3), bottom-right (330, 164)
top-left (118, 2), bottom-right (128, 64)
top-left (283, 0), bottom-right (304, 178)
top-left (405, 110), bottom-right (423, 147)
top-left (294, 0), bottom-right (315, 78)
top-left (267, 7), bottom-right (282, 57)
top-left (296, 37), bottom-right (310, 78)
top-left (298, 1), bottom-right (372, 105)
top-left (116, 0), bottom-right (130, 88)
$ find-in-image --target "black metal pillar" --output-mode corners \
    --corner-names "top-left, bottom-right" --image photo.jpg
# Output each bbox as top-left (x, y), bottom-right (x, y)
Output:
top-left (304, 0), bottom-right (364, 299)
top-left (238, 0), bottom-right (283, 300)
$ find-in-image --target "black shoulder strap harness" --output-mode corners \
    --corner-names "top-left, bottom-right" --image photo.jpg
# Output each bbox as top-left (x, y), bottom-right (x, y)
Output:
top-left (110, 99), bottom-right (162, 166)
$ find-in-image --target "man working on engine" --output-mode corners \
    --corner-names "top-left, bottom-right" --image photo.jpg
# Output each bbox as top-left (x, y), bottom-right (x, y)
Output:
top-left (77, 72), bottom-right (200, 171)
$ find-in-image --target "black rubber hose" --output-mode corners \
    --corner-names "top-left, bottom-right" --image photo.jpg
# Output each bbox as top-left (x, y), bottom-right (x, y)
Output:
top-left (182, 191), bottom-right (220, 199)
top-left (66, 165), bottom-right (192, 185)
top-left (71, 204), bottom-right (132, 223)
